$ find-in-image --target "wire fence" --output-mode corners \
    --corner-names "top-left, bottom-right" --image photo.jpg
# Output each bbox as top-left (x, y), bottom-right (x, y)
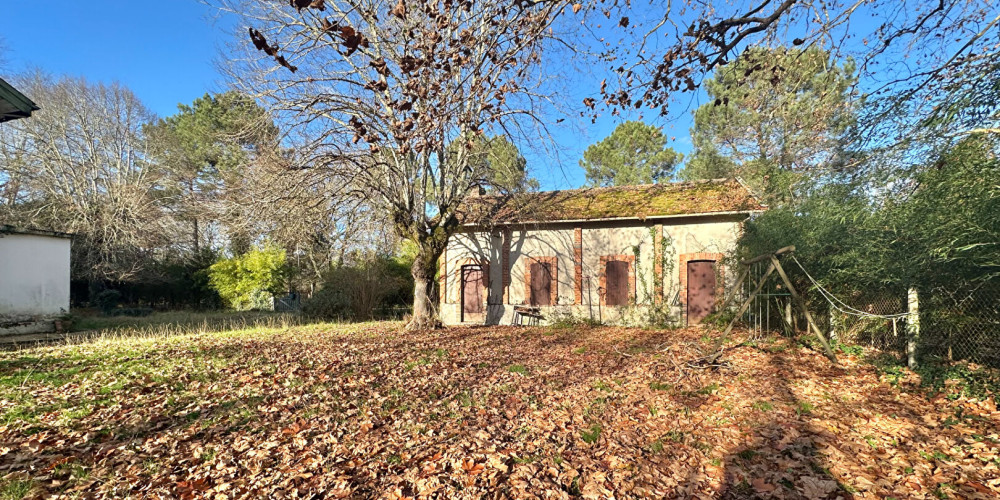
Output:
top-left (822, 285), bottom-right (1000, 367)
top-left (829, 293), bottom-right (908, 353)
top-left (921, 285), bottom-right (1000, 365)
top-left (735, 256), bottom-right (1000, 368)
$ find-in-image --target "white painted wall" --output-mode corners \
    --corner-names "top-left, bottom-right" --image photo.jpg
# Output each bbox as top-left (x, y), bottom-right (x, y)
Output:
top-left (0, 233), bottom-right (71, 317)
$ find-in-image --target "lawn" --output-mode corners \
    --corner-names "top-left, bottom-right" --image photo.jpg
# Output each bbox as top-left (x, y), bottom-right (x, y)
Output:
top-left (1, 322), bottom-right (998, 499)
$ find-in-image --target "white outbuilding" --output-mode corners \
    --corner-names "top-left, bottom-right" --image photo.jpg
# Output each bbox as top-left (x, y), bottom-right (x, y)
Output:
top-left (0, 226), bottom-right (72, 334)
top-left (1, 77), bottom-right (73, 335)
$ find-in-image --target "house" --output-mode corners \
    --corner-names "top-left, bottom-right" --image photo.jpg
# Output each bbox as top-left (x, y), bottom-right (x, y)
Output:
top-left (440, 179), bottom-right (765, 326)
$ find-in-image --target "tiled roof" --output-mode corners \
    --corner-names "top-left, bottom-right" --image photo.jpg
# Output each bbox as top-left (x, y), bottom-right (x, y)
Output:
top-left (458, 179), bottom-right (764, 225)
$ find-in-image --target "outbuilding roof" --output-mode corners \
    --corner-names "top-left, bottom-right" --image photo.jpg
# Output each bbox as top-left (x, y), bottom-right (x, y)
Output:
top-left (0, 225), bottom-right (73, 239)
top-left (459, 178), bottom-right (765, 225)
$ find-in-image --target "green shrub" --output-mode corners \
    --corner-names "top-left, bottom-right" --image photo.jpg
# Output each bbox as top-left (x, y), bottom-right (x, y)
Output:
top-left (108, 307), bottom-right (154, 317)
top-left (94, 289), bottom-right (122, 315)
top-left (208, 244), bottom-right (290, 311)
top-left (547, 312), bottom-right (603, 329)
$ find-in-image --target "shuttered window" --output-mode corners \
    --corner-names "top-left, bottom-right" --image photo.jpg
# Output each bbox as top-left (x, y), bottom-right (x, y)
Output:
top-left (529, 262), bottom-right (552, 306)
top-left (605, 260), bottom-right (629, 306)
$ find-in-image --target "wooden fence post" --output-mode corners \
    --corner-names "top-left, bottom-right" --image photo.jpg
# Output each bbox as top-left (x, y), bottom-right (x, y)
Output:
top-left (906, 287), bottom-right (920, 369)
top-left (829, 310), bottom-right (839, 342)
top-left (770, 255), bottom-right (837, 363)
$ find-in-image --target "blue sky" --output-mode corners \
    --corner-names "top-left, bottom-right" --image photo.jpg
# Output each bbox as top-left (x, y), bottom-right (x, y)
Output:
top-left (0, 1), bottom-right (699, 191)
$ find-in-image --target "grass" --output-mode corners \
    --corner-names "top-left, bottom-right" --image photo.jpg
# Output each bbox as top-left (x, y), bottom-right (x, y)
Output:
top-left (0, 317), bottom-right (397, 432)
top-left (581, 423), bottom-right (602, 444)
top-left (648, 381), bottom-right (672, 391)
top-left (507, 364), bottom-right (528, 375)
top-left (69, 309), bottom-right (301, 333)
top-left (867, 353), bottom-right (1000, 398)
top-left (796, 401), bottom-right (815, 416)
top-left (2, 321), bottom-right (998, 498)
top-left (0, 479), bottom-right (33, 500)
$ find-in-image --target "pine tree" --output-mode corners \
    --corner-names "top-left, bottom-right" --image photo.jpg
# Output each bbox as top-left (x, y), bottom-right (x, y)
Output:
top-left (680, 47), bottom-right (858, 205)
top-left (579, 121), bottom-right (682, 187)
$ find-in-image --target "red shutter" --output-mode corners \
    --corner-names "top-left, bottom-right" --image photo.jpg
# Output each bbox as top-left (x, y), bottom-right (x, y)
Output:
top-left (530, 262), bottom-right (552, 306)
top-left (605, 260), bottom-right (629, 306)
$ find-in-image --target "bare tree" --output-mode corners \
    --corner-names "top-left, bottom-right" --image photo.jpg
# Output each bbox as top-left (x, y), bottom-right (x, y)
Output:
top-left (216, 0), bottom-right (572, 328)
top-left (228, 148), bottom-right (397, 287)
top-left (590, 0), bottom-right (999, 153)
top-left (0, 72), bottom-right (166, 282)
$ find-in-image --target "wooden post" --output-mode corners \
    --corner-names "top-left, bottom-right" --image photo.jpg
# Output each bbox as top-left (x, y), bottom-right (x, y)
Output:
top-left (770, 256), bottom-right (837, 363)
top-left (907, 287), bottom-right (920, 369)
top-left (784, 300), bottom-right (794, 335)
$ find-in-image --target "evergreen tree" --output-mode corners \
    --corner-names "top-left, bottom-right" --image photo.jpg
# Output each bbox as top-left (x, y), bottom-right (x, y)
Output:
top-left (579, 121), bottom-right (682, 187)
top-left (463, 135), bottom-right (538, 193)
top-left (680, 47), bottom-right (858, 205)
top-left (144, 92), bottom-right (277, 253)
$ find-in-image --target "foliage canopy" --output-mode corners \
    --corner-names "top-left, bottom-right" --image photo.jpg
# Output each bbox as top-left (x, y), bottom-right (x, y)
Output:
top-left (681, 47), bottom-right (858, 205)
top-left (580, 121), bottom-right (682, 186)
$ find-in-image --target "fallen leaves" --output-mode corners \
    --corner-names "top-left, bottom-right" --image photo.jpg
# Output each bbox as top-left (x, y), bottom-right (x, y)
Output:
top-left (460, 458), bottom-right (484, 475)
top-left (0, 323), bottom-right (998, 498)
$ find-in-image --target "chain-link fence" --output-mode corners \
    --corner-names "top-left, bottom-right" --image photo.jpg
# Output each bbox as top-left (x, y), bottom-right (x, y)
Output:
top-left (825, 285), bottom-right (1000, 367)
top-left (733, 256), bottom-right (999, 368)
top-left (921, 284), bottom-right (1000, 366)
top-left (829, 292), bottom-right (908, 353)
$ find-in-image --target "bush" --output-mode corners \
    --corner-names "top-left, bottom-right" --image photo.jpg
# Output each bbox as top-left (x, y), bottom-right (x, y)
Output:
top-left (94, 289), bottom-right (122, 315)
top-left (108, 307), bottom-right (154, 317)
top-left (72, 250), bottom-right (222, 310)
top-left (547, 312), bottom-right (603, 329)
top-left (303, 255), bottom-right (413, 320)
top-left (208, 244), bottom-right (291, 311)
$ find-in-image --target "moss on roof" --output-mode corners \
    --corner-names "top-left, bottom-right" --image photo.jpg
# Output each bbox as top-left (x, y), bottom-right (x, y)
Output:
top-left (458, 179), bottom-right (764, 225)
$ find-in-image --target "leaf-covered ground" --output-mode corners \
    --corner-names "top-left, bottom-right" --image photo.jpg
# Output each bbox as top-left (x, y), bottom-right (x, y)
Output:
top-left (1, 322), bottom-right (998, 499)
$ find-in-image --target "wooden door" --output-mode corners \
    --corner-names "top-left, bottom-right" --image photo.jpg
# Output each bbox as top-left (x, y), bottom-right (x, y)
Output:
top-left (529, 262), bottom-right (551, 306)
top-left (461, 266), bottom-right (484, 322)
top-left (686, 260), bottom-right (716, 325)
top-left (605, 260), bottom-right (629, 306)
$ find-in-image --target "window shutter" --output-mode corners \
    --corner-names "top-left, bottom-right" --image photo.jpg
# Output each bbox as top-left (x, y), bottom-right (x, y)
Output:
top-left (530, 262), bottom-right (552, 306)
top-left (605, 260), bottom-right (629, 306)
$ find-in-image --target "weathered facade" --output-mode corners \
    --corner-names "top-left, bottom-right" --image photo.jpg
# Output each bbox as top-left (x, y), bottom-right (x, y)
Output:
top-left (440, 179), bottom-right (764, 326)
top-left (0, 227), bottom-right (72, 334)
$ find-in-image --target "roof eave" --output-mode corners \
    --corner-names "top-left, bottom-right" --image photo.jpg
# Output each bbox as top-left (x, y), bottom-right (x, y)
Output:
top-left (461, 209), bottom-right (765, 228)
top-left (0, 77), bottom-right (40, 123)
top-left (0, 225), bottom-right (74, 239)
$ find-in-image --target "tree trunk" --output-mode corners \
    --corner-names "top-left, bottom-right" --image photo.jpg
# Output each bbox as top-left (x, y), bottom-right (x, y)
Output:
top-left (407, 249), bottom-right (441, 330)
top-left (193, 218), bottom-right (200, 253)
